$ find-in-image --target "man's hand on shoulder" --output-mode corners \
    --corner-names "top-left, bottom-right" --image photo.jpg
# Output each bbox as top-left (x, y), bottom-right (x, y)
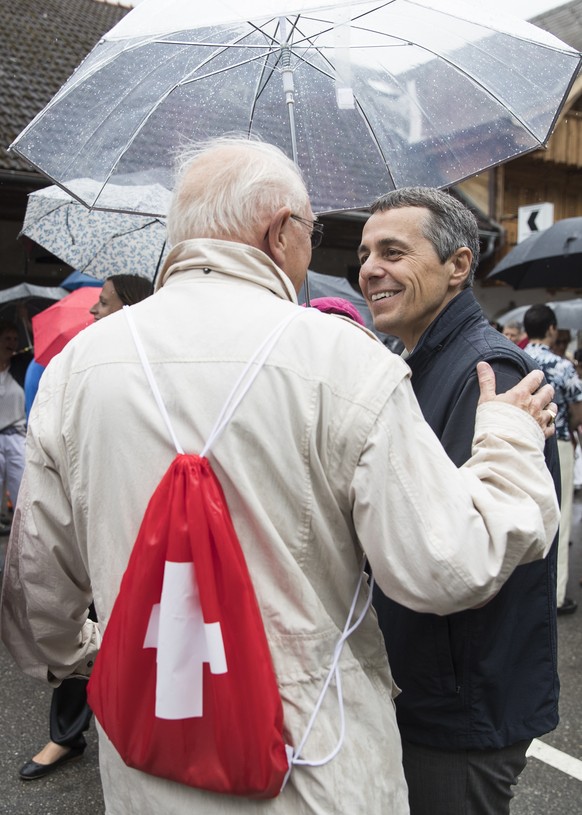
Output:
top-left (477, 361), bottom-right (557, 440)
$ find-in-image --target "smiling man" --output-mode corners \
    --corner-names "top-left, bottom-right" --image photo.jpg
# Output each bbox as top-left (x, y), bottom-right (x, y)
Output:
top-left (359, 187), bottom-right (561, 815)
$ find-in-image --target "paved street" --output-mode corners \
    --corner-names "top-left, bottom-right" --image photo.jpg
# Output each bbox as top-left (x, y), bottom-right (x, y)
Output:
top-left (512, 495), bottom-right (582, 815)
top-left (0, 502), bottom-right (581, 815)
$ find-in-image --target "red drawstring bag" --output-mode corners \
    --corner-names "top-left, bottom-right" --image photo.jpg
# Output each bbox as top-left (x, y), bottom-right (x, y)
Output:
top-left (87, 308), bottom-right (301, 797)
top-left (87, 454), bottom-right (289, 797)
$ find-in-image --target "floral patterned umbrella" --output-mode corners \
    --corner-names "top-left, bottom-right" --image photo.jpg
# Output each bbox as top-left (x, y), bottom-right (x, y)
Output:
top-left (20, 183), bottom-right (169, 281)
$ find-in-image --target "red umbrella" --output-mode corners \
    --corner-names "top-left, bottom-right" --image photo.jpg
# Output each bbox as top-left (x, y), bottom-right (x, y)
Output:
top-left (32, 287), bottom-right (97, 366)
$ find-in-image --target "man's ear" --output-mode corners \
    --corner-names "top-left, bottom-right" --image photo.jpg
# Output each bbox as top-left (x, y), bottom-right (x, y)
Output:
top-left (449, 247), bottom-right (472, 288)
top-left (264, 207), bottom-right (292, 267)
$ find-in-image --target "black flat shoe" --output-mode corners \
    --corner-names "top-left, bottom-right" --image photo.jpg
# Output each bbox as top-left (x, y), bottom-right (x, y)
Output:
top-left (557, 597), bottom-right (578, 616)
top-left (19, 747), bottom-right (84, 780)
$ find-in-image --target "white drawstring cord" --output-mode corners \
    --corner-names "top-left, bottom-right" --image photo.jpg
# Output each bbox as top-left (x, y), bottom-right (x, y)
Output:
top-left (289, 564), bottom-right (375, 771)
top-left (201, 309), bottom-right (301, 457)
top-left (123, 306), bottom-right (184, 455)
top-left (123, 306), bottom-right (301, 458)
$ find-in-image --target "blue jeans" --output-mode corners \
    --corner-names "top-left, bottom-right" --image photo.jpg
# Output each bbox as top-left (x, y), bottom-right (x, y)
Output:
top-left (401, 738), bottom-right (531, 815)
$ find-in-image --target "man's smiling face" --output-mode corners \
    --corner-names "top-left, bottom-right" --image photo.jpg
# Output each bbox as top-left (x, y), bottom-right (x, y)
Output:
top-left (358, 206), bottom-right (461, 351)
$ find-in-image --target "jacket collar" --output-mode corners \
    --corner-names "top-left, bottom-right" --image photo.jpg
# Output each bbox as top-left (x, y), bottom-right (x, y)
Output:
top-left (156, 239), bottom-right (298, 303)
top-left (409, 288), bottom-right (481, 360)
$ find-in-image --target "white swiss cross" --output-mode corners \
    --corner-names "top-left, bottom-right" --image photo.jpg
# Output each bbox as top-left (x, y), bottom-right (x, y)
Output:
top-left (144, 560), bottom-right (227, 720)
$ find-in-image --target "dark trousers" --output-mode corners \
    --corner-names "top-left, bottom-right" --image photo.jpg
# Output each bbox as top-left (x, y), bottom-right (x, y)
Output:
top-left (49, 677), bottom-right (92, 750)
top-left (402, 738), bottom-right (531, 815)
top-left (49, 603), bottom-right (96, 751)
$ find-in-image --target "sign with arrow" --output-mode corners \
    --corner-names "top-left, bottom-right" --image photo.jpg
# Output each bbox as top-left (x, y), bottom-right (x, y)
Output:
top-left (517, 202), bottom-right (554, 243)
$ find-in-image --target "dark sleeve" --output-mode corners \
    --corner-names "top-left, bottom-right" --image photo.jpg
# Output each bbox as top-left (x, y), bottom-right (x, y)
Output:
top-left (440, 359), bottom-right (526, 467)
top-left (9, 352), bottom-right (33, 389)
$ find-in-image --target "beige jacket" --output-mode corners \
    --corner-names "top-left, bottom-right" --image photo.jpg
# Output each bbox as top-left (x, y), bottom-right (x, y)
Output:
top-left (1, 240), bottom-right (559, 815)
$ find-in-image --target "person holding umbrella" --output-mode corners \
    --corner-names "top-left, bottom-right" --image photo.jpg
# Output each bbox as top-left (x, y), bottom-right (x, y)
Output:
top-left (1, 137), bottom-right (559, 814)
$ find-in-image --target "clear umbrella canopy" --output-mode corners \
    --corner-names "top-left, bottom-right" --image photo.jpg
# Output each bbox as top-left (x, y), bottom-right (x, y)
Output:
top-left (10, 0), bottom-right (581, 217)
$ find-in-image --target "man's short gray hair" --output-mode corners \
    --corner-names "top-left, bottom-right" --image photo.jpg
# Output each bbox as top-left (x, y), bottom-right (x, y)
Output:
top-left (167, 135), bottom-right (310, 246)
top-left (504, 320), bottom-right (523, 332)
top-left (370, 187), bottom-right (480, 287)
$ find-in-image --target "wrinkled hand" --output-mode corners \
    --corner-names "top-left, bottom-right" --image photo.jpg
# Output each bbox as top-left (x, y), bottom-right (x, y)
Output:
top-left (477, 361), bottom-right (557, 439)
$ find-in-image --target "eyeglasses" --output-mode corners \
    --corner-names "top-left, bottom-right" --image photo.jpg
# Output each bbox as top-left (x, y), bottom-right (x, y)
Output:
top-left (290, 214), bottom-right (324, 249)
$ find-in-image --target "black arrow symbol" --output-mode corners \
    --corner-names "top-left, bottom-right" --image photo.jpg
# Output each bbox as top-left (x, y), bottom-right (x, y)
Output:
top-left (527, 210), bottom-right (539, 232)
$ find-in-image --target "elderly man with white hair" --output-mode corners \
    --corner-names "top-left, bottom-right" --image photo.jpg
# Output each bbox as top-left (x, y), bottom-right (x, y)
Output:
top-left (1, 136), bottom-right (558, 815)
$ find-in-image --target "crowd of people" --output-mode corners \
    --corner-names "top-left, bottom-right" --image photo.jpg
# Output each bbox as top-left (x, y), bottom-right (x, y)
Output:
top-left (0, 135), bottom-right (571, 815)
top-left (499, 308), bottom-right (582, 615)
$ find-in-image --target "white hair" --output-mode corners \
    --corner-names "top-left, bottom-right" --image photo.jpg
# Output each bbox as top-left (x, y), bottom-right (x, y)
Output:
top-left (167, 135), bottom-right (310, 246)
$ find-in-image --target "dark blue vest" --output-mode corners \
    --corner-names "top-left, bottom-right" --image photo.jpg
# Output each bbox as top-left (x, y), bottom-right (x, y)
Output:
top-left (374, 288), bottom-right (560, 750)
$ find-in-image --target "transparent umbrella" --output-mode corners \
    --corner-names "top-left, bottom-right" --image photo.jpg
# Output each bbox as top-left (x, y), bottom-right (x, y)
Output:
top-left (9, 0), bottom-right (581, 217)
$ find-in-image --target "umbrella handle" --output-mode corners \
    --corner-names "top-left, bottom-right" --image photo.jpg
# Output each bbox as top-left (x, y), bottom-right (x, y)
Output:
top-left (279, 17), bottom-right (308, 306)
top-left (279, 18), bottom-right (298, 166)
top-left (303, 274), bottom-right (311, 308)
top-left (152, 238), bottom-right (167, 287)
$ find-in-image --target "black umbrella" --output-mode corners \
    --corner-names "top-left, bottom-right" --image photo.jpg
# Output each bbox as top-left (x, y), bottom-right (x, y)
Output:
top-left (487, 218), bottom-right (582, 289)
